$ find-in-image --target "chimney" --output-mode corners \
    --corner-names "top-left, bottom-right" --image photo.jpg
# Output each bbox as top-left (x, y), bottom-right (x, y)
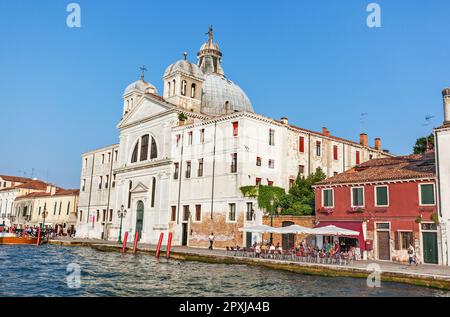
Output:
top-left (442, 88), bottom-right (450, 125)
top-left (360, 133), bottom-right (368, 147)
top-left (374, 138), bottom-right (382, 151)
top-left (322, 127), bottom-right (331, 137)
top-left (280, 117), bottom-right (289, 125)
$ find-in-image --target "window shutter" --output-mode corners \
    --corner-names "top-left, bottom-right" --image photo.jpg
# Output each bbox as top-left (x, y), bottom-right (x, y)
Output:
top-left (299, 137), bottom-right (305, 153)
top-left (333, 145), bottom-right (338, 160)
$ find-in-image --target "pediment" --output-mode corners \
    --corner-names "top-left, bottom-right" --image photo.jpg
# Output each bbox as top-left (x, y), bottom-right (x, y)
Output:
top-left (118, 95), bottom-right (174, 128)
top-left (130, 182), bottom-right (149, 193)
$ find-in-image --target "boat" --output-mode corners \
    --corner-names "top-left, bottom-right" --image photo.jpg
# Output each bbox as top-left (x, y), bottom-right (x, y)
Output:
top-left (0, 233), bottom-right (40, 245)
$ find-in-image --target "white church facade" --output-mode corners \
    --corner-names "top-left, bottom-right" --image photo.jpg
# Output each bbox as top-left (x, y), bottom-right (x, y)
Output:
top-left (75, 28), bottom-right (391, 247)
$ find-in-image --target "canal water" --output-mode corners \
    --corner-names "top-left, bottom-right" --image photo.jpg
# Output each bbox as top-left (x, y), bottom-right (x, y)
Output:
top-left (1, 245), bottom-right (449, 297)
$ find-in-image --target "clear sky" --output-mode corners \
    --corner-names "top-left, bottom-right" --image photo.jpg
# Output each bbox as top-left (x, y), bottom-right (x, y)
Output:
top-left (0, 0), bottom-right (449, 189)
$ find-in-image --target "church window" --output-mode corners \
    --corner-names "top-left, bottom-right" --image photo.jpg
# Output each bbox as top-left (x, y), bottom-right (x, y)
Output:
top-left (99, 176), bottom-right (103, 190)
top-left (171, 206), bottom-right (177, 222)
top-left (128, 181), bottom-right (133, 209)
top-left (188, 131), bottom-right (193, 145)
top-left (176, 134), bottom-right (181, 147)
top-left (151, 177), bottom-right (156, 208)
top-left (140, 135), bottom-right (149, 161)
top-left (191, 84), bottom-right (196, 98)
top-left (181, 80), bottom-right (187, 96)
top-left (167, 82), bottom-right (171, 96)
top-left (112, 174), bottom-right (116, 188)
top-left (268, 159), bottom-right (275, 169)
top-left (172, 80), bottom-right (176, 96)
top-left (150, 137), bottom-right (157, 159)
top-left (131, 142), bottom-right (139, 163)
top-left (256, 157), bottom-right (262, 166)
top-left (105, 175), bottom-right (109, 189)
top-left (67, 202), bottom-right (70, 215)
top-left (79, 210), bottom-right (83, 222)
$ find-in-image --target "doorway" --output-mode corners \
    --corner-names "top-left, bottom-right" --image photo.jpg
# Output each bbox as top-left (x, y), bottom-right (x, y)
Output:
top-left (422, 232), bottom-right (438, 264)
top-left (377, 231), bottom-right (390, 260)
top-left (182, 223), bottom-right (188, 246)
top-left (282, 221), bottom-right (295, 250)
top-left (246, 232), bottom-right (252, 248)
top-left (135, 201), bottom-right (144, 241)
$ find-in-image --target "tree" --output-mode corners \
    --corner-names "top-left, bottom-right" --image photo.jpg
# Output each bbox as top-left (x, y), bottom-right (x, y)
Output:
top-left (413, 134), bottom-right (434, 154)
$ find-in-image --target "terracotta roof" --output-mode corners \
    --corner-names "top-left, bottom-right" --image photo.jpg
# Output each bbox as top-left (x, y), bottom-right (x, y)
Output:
top-left (16, 188), bottom-right (79, 200)
top-left (316, 152), bottom-right (436, 186)
top-left (15, 180), bottom-right (50, 190)
top-left (0, 175), bottom-right (33, 183)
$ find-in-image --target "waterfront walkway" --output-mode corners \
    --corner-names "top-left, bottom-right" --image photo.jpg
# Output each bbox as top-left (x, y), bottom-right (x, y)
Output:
top-left (48, 238), bottom-right (450, 289)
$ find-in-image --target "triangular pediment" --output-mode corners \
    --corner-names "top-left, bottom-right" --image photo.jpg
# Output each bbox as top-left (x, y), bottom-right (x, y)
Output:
top-left (118, 95), bottom-right (175, 128)
top-left (130, 182), bottom-right (149, 193)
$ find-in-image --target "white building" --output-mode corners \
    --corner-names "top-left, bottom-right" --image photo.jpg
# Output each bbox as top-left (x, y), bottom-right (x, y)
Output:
top-left (435, 88), bottom-right (450, 265)
top-left (76, 28), bottom-right (391, 247)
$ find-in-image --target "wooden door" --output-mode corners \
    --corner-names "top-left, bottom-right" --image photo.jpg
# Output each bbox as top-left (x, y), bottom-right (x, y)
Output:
top-left (377, 231), bottom-right (390, 260)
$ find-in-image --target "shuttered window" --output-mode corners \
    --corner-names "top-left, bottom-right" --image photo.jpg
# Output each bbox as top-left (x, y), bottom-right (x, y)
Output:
top-left (352, 187), bottom-right (364, 207)
top-left (322, 189), bottom-right (334, 207)
top-left (299, 137), bottom-right (305, 153)
top-left (333, 145), bottom-right (338, 160)
top-left (375, 186), bottom-right (389, 206)
top-left (420, 184), bottom-right (435, 205)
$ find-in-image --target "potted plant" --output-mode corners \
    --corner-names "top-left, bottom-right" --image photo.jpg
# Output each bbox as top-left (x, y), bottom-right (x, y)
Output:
top-left (431, 212), bottom-right (439, 225)
top-left (415, 216), bottom-right (423, 224)
top-left (178, 112), bottom-right (187, 125)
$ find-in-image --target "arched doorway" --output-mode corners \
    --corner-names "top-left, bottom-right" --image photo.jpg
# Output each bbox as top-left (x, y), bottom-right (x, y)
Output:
top-left (135, 201), bottom-right (144, 241)
top-left (282, 221), bottom-right (295, 250)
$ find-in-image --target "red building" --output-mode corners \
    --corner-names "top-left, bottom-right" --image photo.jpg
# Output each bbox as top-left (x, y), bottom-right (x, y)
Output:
top-left (314, 152), bottom-right (441, 264)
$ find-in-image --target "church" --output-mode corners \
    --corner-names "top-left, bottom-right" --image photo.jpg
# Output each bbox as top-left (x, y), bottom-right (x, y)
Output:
top-left (75, 27), bottom-right (391, 247)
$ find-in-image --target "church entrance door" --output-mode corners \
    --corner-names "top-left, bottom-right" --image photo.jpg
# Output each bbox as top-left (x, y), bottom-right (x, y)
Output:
top-left (135, 201), bottom-right (144, 241)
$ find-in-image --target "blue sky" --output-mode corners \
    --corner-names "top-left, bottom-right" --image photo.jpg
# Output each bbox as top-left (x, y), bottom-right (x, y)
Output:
top-left (0, 0), bottom-right (449, 188)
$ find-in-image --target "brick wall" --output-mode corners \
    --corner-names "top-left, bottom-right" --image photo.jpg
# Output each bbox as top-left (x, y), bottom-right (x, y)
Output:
top-left (262, 215), bottom-right (315, 247)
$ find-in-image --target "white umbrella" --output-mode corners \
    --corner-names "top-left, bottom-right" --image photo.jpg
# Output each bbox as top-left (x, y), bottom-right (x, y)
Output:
top-left (238, 225), bottom-right (283, 234)
top-left (312, 225), bottom-right (359, 236)
top-left (277, 224), bottom-right (314, 234)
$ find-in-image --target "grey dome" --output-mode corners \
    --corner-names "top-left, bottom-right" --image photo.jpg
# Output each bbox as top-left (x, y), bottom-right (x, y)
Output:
top-left (124, 79), bottom-right (157, 95)
top-left (164, 59), bottom-right (204, 79)
top-left (201, 73), bottom-right (253, 116)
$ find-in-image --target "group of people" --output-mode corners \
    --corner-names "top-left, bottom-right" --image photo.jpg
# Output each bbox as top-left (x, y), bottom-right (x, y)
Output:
top-left (0, 224), bottom-right (76, 239)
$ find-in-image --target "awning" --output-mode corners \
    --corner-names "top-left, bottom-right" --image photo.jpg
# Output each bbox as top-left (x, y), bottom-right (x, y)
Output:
top-left (315, 221), bottom-right (365, 251)
top-left (238, 225), bottom-right (283, 234)
top-left (278, 224), bottom-right (314, 234)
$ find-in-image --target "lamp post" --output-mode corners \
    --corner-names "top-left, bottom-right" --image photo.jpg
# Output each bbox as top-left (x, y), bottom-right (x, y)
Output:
top-left (269, 199), bottom-right (274, 244)
top-left (117, 205), bottom-right (127, 244)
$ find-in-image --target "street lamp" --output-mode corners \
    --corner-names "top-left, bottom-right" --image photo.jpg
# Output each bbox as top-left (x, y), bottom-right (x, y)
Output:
top-left (269, 199), bottom-right (274, 244)
top-left (117, 205), bottom-right (127, 244)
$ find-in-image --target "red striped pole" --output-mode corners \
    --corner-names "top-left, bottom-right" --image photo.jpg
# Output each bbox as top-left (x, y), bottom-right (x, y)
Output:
top-left (155, 233), bottom-right (164, 258)
top-left (132, 231), bottom-right (139, 255)
top-left (166, 232), bottom-right (173, 259)
top-left (122, 232), bottom-right (129, 255)
top-left (36, 228), bottom-right (41, 246)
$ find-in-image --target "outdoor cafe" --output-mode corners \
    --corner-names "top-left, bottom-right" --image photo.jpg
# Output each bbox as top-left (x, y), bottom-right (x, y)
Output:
top-left (228, 224), bottom-right (363, 266)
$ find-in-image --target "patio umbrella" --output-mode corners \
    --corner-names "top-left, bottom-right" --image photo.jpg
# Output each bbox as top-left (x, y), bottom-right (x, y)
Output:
top-left (277, 224), bottom-right (314, 234)
top-left (311, 225), bottom-right (359, 236)
top-left (238, 225), bottom-right (283, 233)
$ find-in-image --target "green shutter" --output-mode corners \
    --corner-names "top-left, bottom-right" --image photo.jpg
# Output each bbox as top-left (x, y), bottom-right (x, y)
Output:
top-left (421, 184), bottom-right (435, 205)
top-left (353, 188), bottom-right (364, 206)
top-left (376, 186), bottom-right (388, 206)
top-left (324, 189), bottom-right (333, 207)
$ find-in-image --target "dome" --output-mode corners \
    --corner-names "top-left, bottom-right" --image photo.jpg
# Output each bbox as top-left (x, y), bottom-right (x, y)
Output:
top-left (201, 73), bottom-right (253, 116)
top-left (124, 79), bottom-right (157, 95)
top-left (163, 59), bottom-right (204, 79)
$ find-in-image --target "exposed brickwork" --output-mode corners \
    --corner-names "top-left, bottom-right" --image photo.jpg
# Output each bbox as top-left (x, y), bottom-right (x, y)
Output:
top-left (262, 215), bottom-right (315, 247)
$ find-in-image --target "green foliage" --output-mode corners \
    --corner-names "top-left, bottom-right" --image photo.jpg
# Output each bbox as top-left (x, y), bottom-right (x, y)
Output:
top-left (178, 112), bottom-right (187, 121)
top-left (240, 168), bottom-right (327, 216)
top-left (413, 134), bottom-right (434, 154)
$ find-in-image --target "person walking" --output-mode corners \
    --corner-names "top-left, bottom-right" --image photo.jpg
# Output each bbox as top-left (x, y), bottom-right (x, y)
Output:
top-left (208, 232), bottom-right (215, 250)
top-left (408, 244), bottom-right (418, 266)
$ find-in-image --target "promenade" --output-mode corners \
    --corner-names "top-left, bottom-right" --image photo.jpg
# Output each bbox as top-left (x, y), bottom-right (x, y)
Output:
top-left (49, 238), bottom-right (450, 290)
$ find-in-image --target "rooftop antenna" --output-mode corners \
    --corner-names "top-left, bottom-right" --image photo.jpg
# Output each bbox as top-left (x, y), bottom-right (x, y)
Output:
top-left (359, 112), bottom-right (368, 132)
top-left (140, 65), bottom-right (147, 81)
top-left (423, 115), bottom-right (435, 151)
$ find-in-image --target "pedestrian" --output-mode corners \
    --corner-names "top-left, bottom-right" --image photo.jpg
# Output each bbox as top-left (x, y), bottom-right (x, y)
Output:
top-left (208, 232), bottom-right (215, 250)
top-left (408, 244), bottom-right (418, 266)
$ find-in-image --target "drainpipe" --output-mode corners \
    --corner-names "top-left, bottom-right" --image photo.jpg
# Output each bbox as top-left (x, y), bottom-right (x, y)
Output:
top-left (211, 122), bottom-right (217, 220)
top-left (86, 153), bottom-right (95, 239)
top-left (308, 134), bottom-right (311, 175)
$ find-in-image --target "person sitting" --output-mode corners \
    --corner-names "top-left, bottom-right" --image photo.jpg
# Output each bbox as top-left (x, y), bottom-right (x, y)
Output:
top-left (269, 244), bottom-right (276, 257)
